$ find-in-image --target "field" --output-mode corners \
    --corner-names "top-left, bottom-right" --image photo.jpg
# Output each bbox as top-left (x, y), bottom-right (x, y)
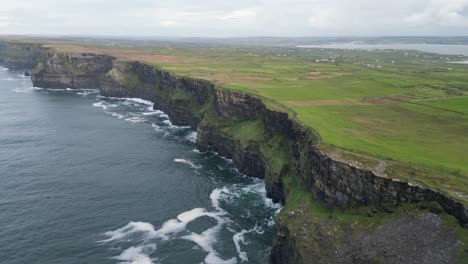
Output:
top-left (9, 38), bottom-right (468, 202)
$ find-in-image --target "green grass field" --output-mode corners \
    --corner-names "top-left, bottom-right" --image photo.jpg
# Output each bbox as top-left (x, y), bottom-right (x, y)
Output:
top-left (39, 41), bottom-right (468, 201)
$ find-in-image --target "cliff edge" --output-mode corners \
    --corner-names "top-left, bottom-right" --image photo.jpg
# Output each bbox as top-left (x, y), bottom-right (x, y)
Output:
top-left (2, 42), bottom-right (467, 263)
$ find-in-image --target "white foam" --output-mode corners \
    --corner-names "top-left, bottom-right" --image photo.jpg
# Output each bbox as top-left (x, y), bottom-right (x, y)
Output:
top-left (111, 112), bottom-right (125, 119)
top-left (163, 121), bottom-right (191, 129)
top-left (114, 245), bottom-right (156, 264)
top-left (0, 66), bottom-right (8, 71)
top-left (243, 182), bottom-right (282, 214)
top-left (177, 208), bottom-right (209, 222)
top-left (76, 90), bottom-right (98, 97)
top-left (267, 216), bottom-right (275, 227)
top-left (125, 117), bottom-right (146, 123)
top-left (162, 120), bottom-right (173, 126)
top-left (233, 230), bottom-right (250, 262)
top-left (93, 101), bottom-right (107, 110)
top-left (12, 87), bottom-right (42, 93)
top-left (232, 224), bottom-right (265, 262)
top-left (174, 158), bottom-right (202, 169)
top-left (101, 182), bottom-right (279, 263)
top-left (101, 221), bottom-right (157, 243)
top-left (210, 187), bottom-right (228, 211)
top-left (186, 131), bottom-right (197, 143)
top-left (142, 110), bottom-right (163, 116)
top-left (124, 98), bottom-right (153, 106)
top-left (151, 123), bottom-right (162, 132)
top-left (154, 208), bottom-right (223, 240)
top-left (93, 101), bottom-right (118, 110)
top-left (183, 223), bottom-right (237, 264)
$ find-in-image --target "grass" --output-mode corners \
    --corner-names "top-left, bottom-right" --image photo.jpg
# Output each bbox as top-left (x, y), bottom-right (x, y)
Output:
top-left (279, 174), bottom-right (468, 262)
top-left (11, 39), bottom-right (468, 203)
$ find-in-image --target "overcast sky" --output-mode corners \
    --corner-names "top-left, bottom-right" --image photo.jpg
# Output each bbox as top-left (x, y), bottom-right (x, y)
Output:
top-left (0, 0), bottom-right (467, 37)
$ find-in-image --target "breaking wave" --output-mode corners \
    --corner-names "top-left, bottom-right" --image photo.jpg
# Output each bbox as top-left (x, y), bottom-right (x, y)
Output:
top-left (174, 158), bottom-right (202, 169)
top-left (100, 178), bottom-right (282, 263)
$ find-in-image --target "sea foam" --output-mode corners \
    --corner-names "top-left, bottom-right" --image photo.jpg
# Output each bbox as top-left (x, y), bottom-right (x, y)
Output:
top-left (174, 158), bottom-right (202, 169)
top-left (114, 245), bottom-right (156, 264)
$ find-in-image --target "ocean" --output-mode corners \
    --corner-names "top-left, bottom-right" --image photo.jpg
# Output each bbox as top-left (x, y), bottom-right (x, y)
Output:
top-left (0, 66), bottom-right (280, 264)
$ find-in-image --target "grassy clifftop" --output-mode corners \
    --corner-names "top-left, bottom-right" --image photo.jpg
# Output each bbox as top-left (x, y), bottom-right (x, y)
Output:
top-left (11, 39), bottom-right (468, 204)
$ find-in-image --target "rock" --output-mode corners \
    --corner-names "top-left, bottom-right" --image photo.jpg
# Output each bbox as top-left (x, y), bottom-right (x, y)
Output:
top-left (15, 45), bottom-right (467, 263)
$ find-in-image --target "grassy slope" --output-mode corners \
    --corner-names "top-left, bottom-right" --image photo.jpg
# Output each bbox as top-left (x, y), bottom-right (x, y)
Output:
top-left (34, 41), bottom-right (468, 202)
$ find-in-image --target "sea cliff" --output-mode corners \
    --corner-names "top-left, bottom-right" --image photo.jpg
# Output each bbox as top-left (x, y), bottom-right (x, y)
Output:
top-left (2, 42), bottom-right (467, 263)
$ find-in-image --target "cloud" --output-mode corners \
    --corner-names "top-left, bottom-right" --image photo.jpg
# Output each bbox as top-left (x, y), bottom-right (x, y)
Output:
top-left (0, 16), bottom-right (9, 28)
top-left (406, 0), bottom-right (468, 27)
top-left (0, 0), bottom-right (466, 36)
top-left (216, 9), bottom-right (256, 22)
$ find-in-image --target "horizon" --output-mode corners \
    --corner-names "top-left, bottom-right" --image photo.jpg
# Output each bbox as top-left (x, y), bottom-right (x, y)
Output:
top-left (1, 0), bottom-right (468, 37)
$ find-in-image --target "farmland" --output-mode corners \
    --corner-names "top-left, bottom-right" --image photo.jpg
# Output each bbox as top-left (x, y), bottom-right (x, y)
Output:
top-left (14, 38), bottom-right (468, 201)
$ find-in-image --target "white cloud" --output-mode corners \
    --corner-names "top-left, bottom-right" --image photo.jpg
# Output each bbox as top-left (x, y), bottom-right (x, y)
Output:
top-left (0, 16), bottom-right (10, 28)
top-left (0, 0), bottom-right (466, 36)
top-left (216, 9), bottom-right (256, 22)
top-left (406, 0), bottom-right (468, 26)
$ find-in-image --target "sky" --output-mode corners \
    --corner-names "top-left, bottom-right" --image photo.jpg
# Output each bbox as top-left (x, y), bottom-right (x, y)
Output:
top-left (0, 0), bottom-right (467, 37)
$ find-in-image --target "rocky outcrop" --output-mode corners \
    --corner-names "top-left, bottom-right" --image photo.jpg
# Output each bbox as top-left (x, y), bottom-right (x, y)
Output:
top-left (17, 47), bottom-right (467, 263)
top-left (32, 53), bottom-right (114, 89)
top-left (0, 42), bottom-right (49, 69)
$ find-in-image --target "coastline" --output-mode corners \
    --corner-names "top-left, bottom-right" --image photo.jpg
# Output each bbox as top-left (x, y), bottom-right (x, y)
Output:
top-left (2, 41), bottom-right (467, 263)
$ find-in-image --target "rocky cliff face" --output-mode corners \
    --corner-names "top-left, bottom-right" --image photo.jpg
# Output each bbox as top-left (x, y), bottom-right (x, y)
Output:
top-left (19, 48), bottom-right (468, 263)
top-left (0, 42), bottom-right (49, 69)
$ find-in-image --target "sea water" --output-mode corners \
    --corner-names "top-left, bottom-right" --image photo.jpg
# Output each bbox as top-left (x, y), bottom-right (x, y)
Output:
top-left (0, 66), bottom-right (281, 264)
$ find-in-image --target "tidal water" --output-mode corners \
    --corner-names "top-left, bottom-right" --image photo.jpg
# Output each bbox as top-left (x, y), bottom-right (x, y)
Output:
top-left (298, 43), bottom-right (468, 56)
top-left (0, 67), bottom-right (281, 264)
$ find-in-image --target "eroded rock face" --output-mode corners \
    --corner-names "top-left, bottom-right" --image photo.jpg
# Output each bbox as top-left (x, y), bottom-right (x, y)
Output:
top-left (334, 213), bottom-right (460, 264)
top-left (25, 49), bottom-right (467, 263)
top-left (0, 43), bottom-right (49, 69)
top-left (32, 53), bottom-right (114, 89)
top-left (271, 212), bottom-right (462, 264)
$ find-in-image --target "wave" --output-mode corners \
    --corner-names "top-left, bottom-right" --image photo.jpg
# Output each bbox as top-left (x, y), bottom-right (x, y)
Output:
top-left (232, 223), bottom-right (266, 263)
top-left (114, 245), bottom-right (156, 264)
top-left (174, 158), bottom-right (202, 169)
top-left (76, 90), bottom-right (99, 97)
top-left (185, 131), bottom-right (197, 143)
top-left (100, 186), bottom-right (235, 263)
top-left (12, 87), bottom-right (43, 93)
top-left (92, 101), bottom-right (108, 110)
top-left (151, 123), bottom-right (162, 132)
top-left (92, 101), bottom-right (118, 110)
top-left (183, 223), bottom-right (237, 264)
top-left (181, 188), bottom-right (235, 264)
top-left (110, 112), bottom-right (125, 119)
top-left (125, 117), bottom-right (146, 123)
top-left (142, 110), bottom-right (163, 116)
top-left (244, 183), bottom-right (283, 214)
top-left (101, 221), bottom-right (157, 243)
top-left (95, 118), bottom-right (282, 263)
top-left (124, 98), bottom-right (153, 106)
top-left (41, 87), bottom-right (76, 91)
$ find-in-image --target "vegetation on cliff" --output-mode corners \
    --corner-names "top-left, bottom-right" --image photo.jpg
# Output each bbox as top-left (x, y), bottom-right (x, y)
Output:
top-left (2, 38), bottom-right (467, 263)
top-left (27, 40), bottom-right (468, 206)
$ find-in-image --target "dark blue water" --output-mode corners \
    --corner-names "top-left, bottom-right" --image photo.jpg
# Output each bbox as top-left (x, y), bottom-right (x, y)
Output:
top-left (0, 67), bottom-right (280, 264)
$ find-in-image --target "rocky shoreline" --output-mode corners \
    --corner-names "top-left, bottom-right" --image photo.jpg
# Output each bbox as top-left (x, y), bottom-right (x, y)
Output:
top-left (1, 42), bottom-right (467, 263)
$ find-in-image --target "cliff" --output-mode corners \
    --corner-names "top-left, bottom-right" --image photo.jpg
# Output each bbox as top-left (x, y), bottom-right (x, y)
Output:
top-left (2, 42), bottom-right (467, 263)
top-left (0, 42), bottom-right (49, 69)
